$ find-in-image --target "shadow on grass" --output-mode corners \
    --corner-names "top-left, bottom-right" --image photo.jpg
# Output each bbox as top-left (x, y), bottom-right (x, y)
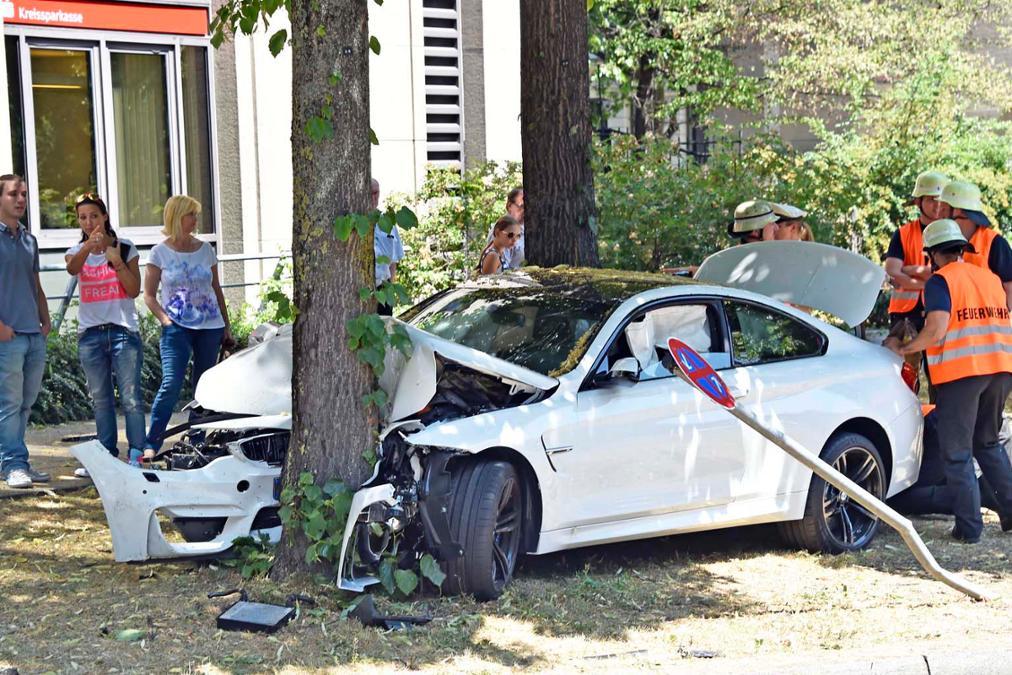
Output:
top-left (810, 512), bottom-right (1012, 581)
top-left (493, 524), bottom-right (784, 640)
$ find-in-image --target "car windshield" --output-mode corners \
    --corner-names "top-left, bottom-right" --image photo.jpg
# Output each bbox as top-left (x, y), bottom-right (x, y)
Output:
top-left (402, 286), bottom-right (619, 376)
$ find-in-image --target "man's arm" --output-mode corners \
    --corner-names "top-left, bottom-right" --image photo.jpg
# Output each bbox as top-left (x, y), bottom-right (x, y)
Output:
top-left (897, 310), bottom-right (948, 355)
top-left (885, 256), bottom-right (925, 290)
top-left (35, 272), bottom-right (51, 337)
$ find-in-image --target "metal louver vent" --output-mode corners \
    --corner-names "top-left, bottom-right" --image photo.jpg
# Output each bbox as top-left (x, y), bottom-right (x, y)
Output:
top-left (422, 0), bottom-right (463, 168)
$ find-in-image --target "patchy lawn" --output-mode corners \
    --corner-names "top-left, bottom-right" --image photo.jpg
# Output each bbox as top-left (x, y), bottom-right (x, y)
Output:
top-left (1, 488), bottom-right (1010, 673)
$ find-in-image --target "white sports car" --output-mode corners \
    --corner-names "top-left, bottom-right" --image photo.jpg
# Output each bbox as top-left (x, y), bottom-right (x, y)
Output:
top-left (74, 242), bottom-right (923, 600)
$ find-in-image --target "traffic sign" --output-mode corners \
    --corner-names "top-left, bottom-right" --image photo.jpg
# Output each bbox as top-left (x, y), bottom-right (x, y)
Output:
top-left (666, 338), bottom-right (735, 409)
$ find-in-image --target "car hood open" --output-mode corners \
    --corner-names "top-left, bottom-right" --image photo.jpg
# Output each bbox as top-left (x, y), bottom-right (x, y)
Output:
top-left (694, 241), bottom-right (885, 326)
top-left (194, 320), bottom-right (557, 422)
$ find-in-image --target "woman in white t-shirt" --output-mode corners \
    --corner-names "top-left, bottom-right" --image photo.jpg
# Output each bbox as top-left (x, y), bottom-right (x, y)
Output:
top-left (142, 195), bottom-right (232, 459)
top-left (66, 193), bottom-right (145, 474)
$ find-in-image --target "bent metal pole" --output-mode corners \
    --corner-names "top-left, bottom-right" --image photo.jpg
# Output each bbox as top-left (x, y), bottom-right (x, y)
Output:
top-left (666, 338), bottom-right (989, 602)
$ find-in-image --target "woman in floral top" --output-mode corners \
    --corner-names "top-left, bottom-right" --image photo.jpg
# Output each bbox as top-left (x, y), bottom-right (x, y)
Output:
top-left (142, 195), bottom-right (232, 459)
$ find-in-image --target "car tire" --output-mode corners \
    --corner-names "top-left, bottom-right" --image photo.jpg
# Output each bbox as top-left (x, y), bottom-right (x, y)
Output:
top-left (779, 432), bottom-right (886, 554)
top-left (443, 459), bottom-right (523, 600)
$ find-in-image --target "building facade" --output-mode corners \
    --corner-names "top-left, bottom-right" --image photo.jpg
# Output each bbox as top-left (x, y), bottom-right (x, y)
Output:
top-left (1, 0), bottom-right (522, 304)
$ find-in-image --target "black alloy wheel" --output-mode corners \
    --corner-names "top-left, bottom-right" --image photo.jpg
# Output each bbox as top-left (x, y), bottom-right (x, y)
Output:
top-left (444, 460), bottom-right (524, 600)
top-left (779, 432), bottom-right (886, 554)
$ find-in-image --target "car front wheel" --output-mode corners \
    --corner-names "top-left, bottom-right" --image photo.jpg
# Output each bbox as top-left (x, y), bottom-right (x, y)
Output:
top-left (780, 432), bottom-right (886, 554)
top-left (443, 459), bottom-right (523, 600)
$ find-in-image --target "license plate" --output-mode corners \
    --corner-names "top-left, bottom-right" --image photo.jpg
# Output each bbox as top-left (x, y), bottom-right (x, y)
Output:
top-left (273, 477), bottom-right (281, 501)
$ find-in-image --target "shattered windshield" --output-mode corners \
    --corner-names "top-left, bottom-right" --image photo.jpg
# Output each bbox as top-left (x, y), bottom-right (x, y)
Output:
top-left (402, 286), bottom-right (619, 376)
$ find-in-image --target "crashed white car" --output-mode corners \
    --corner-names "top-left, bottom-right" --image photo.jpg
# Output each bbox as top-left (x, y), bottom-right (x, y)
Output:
top-left (75, 243), bottom-right (923, 600)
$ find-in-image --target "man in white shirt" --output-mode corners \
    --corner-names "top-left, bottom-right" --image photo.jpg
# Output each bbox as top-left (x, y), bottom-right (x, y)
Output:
top-left (372, 178), bottom-right (404, 315)
top-left (486, 187), bottom-right (525, 269)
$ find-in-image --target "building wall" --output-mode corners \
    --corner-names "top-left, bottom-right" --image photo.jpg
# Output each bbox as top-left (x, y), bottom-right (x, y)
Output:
top-left (481, 0), bottom-right (520, 163)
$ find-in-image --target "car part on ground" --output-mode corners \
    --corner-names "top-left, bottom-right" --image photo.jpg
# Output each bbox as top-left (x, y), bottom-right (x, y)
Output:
top-left (667, 337), bottom-right (988, 602)
top-left (71, 424), bottom-right (287, 561)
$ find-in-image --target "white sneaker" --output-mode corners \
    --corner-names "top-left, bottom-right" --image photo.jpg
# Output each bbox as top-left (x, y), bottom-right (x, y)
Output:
top-left (74, 467), bottom-right (90, 478)
top-left (5, 469), bottom-right (32, 489)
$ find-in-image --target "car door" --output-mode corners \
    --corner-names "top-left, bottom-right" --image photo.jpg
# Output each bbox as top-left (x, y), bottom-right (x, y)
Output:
top-left (718, 299), bottom-right (832, 502)
top-left (541, 301), bottom-right (747, 529)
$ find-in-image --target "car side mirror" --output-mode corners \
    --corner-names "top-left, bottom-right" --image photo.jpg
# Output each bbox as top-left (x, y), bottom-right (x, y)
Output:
top-left (593, 357), bottom-right (640, 387)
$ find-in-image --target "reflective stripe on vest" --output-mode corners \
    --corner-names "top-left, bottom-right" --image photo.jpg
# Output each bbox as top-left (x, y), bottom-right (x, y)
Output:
top-left (925, 262), bottom-right (1012, 384)
top-left (964, 226), bottom-right (997, 273)
top-left (888, 220), bottom-right (925, 314)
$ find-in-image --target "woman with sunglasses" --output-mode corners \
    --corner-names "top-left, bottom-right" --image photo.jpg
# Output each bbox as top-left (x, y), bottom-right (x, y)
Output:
top-left (65, 194), bottom-right (145, 475)
top-left (479, 215), bottom-right (521, 275)
top-left (143, 195), bottom-right (232, 461)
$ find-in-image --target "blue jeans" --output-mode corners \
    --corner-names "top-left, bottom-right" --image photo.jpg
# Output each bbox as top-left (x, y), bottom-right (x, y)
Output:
top-left (0, 332), bottom-right (47, 476)
top-left (146, 322), bottom-right (223, 451)
top-left (78, 325), bottom-right (146, 457)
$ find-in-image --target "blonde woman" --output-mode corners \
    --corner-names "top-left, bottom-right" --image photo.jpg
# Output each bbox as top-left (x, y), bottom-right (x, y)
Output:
top-left (142, 195), bottom-right (231, 459)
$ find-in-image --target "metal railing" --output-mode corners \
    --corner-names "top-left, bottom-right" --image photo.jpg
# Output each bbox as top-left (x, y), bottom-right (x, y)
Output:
top-left (44, 251), bottom-right (290, 333)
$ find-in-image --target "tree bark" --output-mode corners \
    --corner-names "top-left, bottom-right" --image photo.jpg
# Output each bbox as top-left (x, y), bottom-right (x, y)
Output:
top-left (273, 0), bottom-right (375, 579)
top-left (520, 0), bottom-right (600, 268)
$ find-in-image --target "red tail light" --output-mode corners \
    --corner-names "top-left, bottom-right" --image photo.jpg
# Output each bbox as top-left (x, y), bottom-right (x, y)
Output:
top-left (901, 361), bottom-right (920, 394)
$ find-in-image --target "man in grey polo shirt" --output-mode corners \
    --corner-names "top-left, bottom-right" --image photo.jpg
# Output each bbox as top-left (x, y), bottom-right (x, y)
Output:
top-left (0, 174), bottom-right (51, 488)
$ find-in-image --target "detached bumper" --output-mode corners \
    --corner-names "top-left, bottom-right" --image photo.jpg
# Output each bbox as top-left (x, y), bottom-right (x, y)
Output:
top-left (71, 440), bottom-right (282, 561)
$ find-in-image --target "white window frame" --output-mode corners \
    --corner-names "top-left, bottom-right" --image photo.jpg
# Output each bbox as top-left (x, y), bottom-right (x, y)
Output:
top-left (4, 24), bottom-right (219, 250)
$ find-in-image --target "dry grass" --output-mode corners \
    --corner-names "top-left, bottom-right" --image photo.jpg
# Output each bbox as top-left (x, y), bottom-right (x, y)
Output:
top-left (1, 489), bottom-right (1011, 673)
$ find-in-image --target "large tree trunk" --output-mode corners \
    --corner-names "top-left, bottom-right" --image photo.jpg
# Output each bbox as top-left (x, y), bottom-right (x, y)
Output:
top-left (273, 0), bottom-right (375, 579)
top-left (520, 0), bottom-right (599, 267)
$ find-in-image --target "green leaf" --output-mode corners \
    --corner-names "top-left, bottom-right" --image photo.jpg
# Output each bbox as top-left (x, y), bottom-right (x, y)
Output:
top-left (395, 206), bottom-right (419, 230)
top-left (322, 479), bottom-right (348, 497)
top-left (268, 29), bottom-right (287, 56)
top-left (298, 472), bottom-right (315, 487)
top-left (377, 558), bottom-right (396, 595)
top-left (352, 213), bottom-right (372, 238)
top-left (303, 509), bottom-right (326, 539)
top-left (333, 214), bottom-right (354, 241)
top-left (376, 212), bottom-right (395, 234)
top-left (305, 115), bottom-right (334, 143)
top-left (369, 35), bottom-right (381, 55)
top-left (394, 568), bottom-right (419, 596)
top-left (368, 127), bottom-right (379, 146)
top-left (305, 542), bottom-right (319, 564)
top-left (315, 24), bottom-right (326, 38)
top-left (419, 553), bottom-right (447, 587)
top-left (302, 484), bottom-right (323, 503)
top-left (278, 504), bottom-right (294, 525)
top-left (114, 629), bottom-right (145, 642)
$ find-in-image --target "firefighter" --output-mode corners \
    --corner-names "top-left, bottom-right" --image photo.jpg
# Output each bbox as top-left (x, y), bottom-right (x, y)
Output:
top-left (891, 219), bottom-right (1012, 542)
top-left (936, 180), bottom-right (1012, 310)
top-left (728, 200), bottom-right (778, 245)
top-left (771, 202), bottom-right (813, 241)
top-left (884, 171), bottom-right (949, 332)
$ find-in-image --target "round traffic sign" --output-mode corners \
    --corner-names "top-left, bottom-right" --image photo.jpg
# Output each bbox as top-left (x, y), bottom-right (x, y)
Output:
top-left (666, 338), bottom-right (736, 409)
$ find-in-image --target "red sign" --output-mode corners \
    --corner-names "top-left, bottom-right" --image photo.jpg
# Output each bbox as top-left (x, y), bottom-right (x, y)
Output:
top-left (667, 338), bottom-right (736, 409)
top-left (2, 0), bottom-right (208, 36)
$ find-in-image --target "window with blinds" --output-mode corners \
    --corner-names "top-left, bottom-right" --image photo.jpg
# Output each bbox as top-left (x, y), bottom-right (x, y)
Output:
top-left (422, 0), bottom-right (463, 167)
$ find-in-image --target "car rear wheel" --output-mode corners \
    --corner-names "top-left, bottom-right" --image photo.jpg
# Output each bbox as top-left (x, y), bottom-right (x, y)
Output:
top-left (779, 432), bottom-right (886, 554)
top-left (443, 459), bottom-right (523, 600)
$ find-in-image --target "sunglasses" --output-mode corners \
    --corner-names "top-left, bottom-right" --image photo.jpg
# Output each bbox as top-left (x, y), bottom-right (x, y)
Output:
top-left (503, 231), bottom-right (519, 240)
top-left (76, 192), bottom-right (104, 204)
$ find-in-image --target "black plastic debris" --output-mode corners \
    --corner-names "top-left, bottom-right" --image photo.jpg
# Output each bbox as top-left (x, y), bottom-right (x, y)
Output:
top-left (349, 595), bottom-right (431, 631)
top-left (208, 589), bottom-right (315, 634)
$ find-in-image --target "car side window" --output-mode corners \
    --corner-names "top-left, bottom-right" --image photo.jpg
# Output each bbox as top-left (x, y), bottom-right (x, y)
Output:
top-left (628, 303), bottom-right (729, 381)
top-left (723, 300), bottom-right (824, 366)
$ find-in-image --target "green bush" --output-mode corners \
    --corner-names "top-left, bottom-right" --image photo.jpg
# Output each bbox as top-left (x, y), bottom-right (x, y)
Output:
top-left (392, 162), bottom-right (523, 301)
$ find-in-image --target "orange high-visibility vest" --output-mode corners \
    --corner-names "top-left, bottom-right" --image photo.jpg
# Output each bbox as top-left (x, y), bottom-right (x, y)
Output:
top-left (888, 220), bottom-right (926, 314)
top-left (964, 226), bottom-right (998, 273)
top-left (925, 261), bottom-right (1012, 385)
